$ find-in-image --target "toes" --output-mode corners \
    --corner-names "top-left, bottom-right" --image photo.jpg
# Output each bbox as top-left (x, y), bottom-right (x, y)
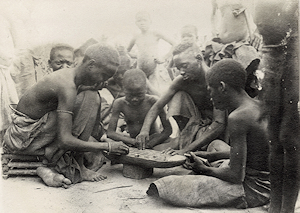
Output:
top-left (63, 178), bottom-right (72, 185)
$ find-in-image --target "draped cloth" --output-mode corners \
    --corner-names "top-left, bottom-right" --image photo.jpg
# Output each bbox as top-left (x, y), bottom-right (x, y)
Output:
top-left (167, 91), bottom-right (212, 150)
top-left (149, 161), bottom-right (270, 208)
top-left (3, 90), bottom-right (101, 183)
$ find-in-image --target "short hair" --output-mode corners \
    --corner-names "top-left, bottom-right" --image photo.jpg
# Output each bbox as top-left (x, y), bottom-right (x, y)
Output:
top-left (50, 44), bottom-right (74, 60)
top-left (122, 69), bottom-right (147, 89)
top-left (181, 25), bottom-right (198, 37)
top-left (206, 59), bottom-right (247, 90)
top-left (172, 42), bottom-right (203, 62)
top-left (82, 43), bottom-right (120, 68)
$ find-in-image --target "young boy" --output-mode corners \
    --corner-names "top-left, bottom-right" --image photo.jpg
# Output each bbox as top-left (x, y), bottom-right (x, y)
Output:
top-left (147, 59), bottom-right (270, 209)
top-left (127, 11), bottom-right (175, 95)
top-left (107, 69), bottom-right (172, 150)
top-left (3, 44), bottom-right (129, 188)
top-left (48, 44), bottom-right (74, 71)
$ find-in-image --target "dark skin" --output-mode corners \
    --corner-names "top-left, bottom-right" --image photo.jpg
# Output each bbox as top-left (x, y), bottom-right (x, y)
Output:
top-left (107, 84), bottom-right (172, 150)
top-left (136, 49), bottom-right (226, 155)
top-left (16, 58), bottom-right (129, 185)
top-left (187, 82), bottom-right (269, 184)
top-left (254, 1), bottom-right (299, 212)
top-left (48, 49), bottom-right (74, 71)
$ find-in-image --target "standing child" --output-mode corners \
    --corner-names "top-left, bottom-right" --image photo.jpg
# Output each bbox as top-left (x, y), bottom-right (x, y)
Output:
top-left (107, 69), bottom-right (172, 150)
top-left (127, 11), bottom-right (175, 94)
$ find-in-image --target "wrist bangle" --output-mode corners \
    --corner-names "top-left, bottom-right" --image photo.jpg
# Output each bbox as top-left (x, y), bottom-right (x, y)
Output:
top-left (107, 142), bottom-right (112, 154)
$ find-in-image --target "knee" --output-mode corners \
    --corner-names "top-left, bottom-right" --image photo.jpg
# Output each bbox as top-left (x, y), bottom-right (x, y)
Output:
top-left (207, 139), bottom-right (228, 152)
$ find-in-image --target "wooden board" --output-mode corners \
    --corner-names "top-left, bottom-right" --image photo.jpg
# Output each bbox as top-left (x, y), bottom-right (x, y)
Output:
top-left (104, 147), bottom-right (187, 168)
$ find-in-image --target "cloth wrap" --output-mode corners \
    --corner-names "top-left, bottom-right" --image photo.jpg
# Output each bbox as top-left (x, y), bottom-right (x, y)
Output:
top-left (167, 91), bottom-right (213, 150)
top-left (150, 161), bottom-right (270, 208)
top-left (3, 90), bottom-right (101, 184)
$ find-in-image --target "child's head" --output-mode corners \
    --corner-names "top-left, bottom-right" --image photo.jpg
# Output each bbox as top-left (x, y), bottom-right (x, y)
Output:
top-left (49, 44), bottom-right (74, 71)
top-left (135, 11), bottom-right (151, 32)
top-left (206, 59), bottom-right (246, 110)
top-left (180, 25), bottom-right (198, 44)
top-left (122, 69), bottom-right (147, 106)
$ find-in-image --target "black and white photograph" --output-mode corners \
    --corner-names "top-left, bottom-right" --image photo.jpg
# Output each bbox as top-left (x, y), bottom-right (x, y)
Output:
top-left (1, 0), bottom-right (299, 212)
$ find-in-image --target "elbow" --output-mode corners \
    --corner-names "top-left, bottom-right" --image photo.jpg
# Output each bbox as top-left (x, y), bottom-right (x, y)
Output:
top-left (57, 134), bottom-right (72, 149)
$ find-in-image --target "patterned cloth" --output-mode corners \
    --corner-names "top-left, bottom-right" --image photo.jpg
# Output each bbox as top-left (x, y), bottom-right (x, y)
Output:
top-left (167, 91), bottom-right (213, 150)
top-left (3, 91), bottom-right (101, 183)
top-left (149, 161), bottom-right (270, 208)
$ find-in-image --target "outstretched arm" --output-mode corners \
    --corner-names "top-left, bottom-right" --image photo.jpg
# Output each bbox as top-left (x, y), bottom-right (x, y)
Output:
top-left (190, 115), bottom-right (248, 184)
top-left (146, 108), bottom-right (172, 149)
top-left (49, 87), bottom-right (129, 163)
top-left (136, 78), bottom-right (180, 145)
top-left (177, 108), bottom-right (226, 155)
top-left (156, 32), bottom-right (176, 62)
top-left (107, 100), bottom-right (136, 146)
top-left (127, 36), bottom-right (137, 59)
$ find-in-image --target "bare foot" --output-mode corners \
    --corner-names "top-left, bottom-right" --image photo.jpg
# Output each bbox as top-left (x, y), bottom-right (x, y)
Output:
top-left (81, 166), bottom-right (107, 182)
top-left (37, 167), bottom-right (72, 188)
top-left (84, 151), bottom-right (106, 172)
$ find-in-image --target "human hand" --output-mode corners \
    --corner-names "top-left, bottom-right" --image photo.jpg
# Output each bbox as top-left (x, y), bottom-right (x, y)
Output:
top-left (161, 147), bottom-right (186, 156)
top-left (108, 141), bottom-right (129, 155)
top-left (135, 131), bottom-right (149, 150)
top-left (189, 152), bottom-right (208, 174)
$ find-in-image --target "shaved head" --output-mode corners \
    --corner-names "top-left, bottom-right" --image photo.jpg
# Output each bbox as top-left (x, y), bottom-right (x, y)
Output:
top-left (123, 69), bottom-right (147, 91)
top-left (83, 43), bottom-right (120, 70)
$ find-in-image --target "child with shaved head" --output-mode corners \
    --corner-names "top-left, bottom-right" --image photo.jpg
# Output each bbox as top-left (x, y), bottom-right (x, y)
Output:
top-left (107, 69), bottom-right (172, 150)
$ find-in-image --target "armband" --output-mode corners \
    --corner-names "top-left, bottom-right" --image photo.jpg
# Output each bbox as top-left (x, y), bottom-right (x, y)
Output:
top-left (57, 110), bottom-right (74, 116)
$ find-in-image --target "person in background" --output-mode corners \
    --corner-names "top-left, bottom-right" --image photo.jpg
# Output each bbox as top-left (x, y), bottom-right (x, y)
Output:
top-left (254, 0), bottom-right (300, 212)
top-left (3, 44), bottom-right (129, 188)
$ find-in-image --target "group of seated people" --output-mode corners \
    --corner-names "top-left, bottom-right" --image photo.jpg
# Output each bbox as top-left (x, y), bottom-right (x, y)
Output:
top-left (2, 0), bottom-right (299, 212)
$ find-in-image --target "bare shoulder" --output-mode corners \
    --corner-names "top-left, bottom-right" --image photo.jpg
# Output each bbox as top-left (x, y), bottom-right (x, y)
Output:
top-left (229, 99), bottom-right (262, 126)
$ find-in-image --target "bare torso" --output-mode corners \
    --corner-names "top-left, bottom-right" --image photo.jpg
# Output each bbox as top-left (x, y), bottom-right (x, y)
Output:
top-left (216, 1), bottom-right (248, 44)
top-left (135, 32), bottom-right (160, 77)
top-left (16, 69), bottom-right (77, 119)
top-left (231, 99), bottom-right (269, 171)
top-left (118, 95), bottom-right (159, 138)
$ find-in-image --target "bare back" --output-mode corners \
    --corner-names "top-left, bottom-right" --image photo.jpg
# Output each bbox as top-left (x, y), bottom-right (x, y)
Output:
top-left (16, 68), bottom-right (77, 120)
top-left (229, 99), bottom-right (269, 171)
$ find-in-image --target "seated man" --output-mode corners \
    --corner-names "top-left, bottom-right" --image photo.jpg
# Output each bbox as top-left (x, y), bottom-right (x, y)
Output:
top-left (147, 59), bottom-right (270, 208)
top-left (107, 69), bottom-right (172, 150)
top-left (3, 44), bottom-right (129, 188)
top-left (136, 42), bottom-right (226, 155)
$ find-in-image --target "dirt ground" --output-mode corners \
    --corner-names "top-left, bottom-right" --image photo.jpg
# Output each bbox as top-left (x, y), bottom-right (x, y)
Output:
top-left (2, 159), bottom-right (300, 213)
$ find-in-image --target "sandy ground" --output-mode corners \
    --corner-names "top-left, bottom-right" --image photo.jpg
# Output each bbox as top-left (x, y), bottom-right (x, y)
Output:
top-left (2, 160), bottom-right (300, 213)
